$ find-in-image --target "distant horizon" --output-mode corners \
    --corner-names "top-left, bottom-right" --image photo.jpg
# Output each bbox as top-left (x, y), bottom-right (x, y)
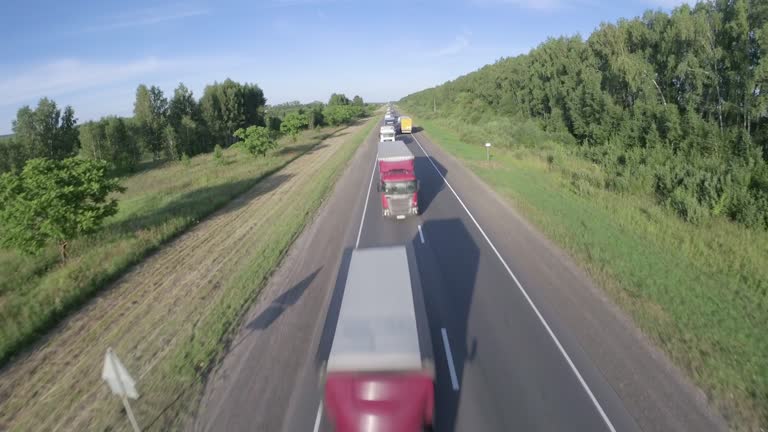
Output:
top-left (0, 0), bottom-right (690, 134)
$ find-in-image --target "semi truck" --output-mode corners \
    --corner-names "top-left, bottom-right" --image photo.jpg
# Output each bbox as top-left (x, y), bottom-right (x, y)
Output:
top-left (377, 141), bottom-right (418, 219)
top-left (398, 116), bottom-right (413, 134)
top-left (380, 125), bottom-right (396, 142)
top-left (323, 246), bottom-right (435, 432)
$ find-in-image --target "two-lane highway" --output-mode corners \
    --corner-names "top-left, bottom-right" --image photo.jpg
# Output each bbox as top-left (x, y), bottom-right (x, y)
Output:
top-left (194, 116), bottom-right (728, 432)
top-left (302, 128), bottom-right (636, 431)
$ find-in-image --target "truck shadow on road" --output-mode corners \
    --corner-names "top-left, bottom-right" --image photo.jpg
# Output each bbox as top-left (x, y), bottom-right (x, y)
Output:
top-left (221, 267), bottom-right (322, 357)
top-left (414, 155), bottom-right (447, 215)
top-left (313, 248), bottom-right (354, 368)
top-left (398, 133), bottom-right (448, 216)
top-left (414, 218), bottom-right (480, 432)
top-left (246, 267), bottom-right (322, 330)
top-left (312, 219), bottom-right (480, 432)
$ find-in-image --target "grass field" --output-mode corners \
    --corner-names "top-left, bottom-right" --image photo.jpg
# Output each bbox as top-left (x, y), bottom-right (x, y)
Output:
top-left (0, 117), bottom-right (378, 431)
top-left (414, 116), bottom-right (768, 430)
top-left (0, 126), bottom-right (345, 366)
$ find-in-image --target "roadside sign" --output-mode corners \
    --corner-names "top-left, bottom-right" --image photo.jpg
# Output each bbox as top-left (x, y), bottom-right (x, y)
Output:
top-left (102, 347), bottom-right (141, 432)
top-left (102, 348), bottom-right (138, 399)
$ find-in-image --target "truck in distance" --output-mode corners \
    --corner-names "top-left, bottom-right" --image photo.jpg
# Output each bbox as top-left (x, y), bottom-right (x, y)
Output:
top-left (398, 116), bottom-right (413, 134)
top-left (380, 125), bottom-right (396, 142)
top-left (323, 246), bottom-right (434, 432)
top-left (377, 140), bottom-right (418, 219)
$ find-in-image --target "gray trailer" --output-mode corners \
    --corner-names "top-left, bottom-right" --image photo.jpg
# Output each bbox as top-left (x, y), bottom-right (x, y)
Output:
top-left (323, 246), bottom-right (434, 431)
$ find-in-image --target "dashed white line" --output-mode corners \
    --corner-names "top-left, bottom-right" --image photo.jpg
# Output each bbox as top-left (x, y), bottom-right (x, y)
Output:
top-left (411, 133), bottom-right (617, 432)
top-left (418, 224), bottom-right (425, 244)
top-left (313, 402), bottom-right (323, 432)
top-left (355, 153), bottom-right (378, 249)
top-left (441, 328), bottom-right (459, 391)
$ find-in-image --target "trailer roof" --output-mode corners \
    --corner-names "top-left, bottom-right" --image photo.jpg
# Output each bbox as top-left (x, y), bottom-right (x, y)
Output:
top-left (377, 140), bottom-right (413, 161)
top-left (327, 246), bottom-right (423, 372)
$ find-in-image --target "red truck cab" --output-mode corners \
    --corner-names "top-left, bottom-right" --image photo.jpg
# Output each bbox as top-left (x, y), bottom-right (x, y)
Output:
top-left (377, 141), bottom-right (418, 219)
top-left (325, 372), bottom-right (433, 431)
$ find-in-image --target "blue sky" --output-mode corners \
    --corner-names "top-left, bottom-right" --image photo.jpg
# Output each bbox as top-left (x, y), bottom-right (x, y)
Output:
top-left (0, 0), bottom-right (688, 134)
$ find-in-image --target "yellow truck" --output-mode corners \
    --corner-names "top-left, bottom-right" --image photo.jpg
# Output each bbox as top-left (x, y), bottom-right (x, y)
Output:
top-left (398, 116), bottom-right (413, 134)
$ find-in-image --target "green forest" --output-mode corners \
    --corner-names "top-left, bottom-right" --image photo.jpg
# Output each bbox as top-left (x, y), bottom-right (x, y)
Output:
top-left (0, 81), bottom-right (369, 176)
top-left (402, 0), bottom-right (768, 229)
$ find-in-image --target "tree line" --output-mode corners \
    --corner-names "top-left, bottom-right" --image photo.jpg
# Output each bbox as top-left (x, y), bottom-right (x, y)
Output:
top-left (0, 83), bottom-right (368, 257)
top-left (402, 0), bottom-right (768, 229)
top-left (0, 81), bottom-right (368, 176)
top-left (264, 93), bottom-right (368, 139)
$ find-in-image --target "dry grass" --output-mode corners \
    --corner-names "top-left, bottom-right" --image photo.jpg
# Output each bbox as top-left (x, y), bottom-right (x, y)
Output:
top-left (0, 127), bottom-right (339, 366)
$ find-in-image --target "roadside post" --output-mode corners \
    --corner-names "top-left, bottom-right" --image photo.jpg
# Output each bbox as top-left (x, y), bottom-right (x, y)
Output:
top-left (485, 142), bottom-right (492, 163)
top-left (102, 347), bottom-right (141, 432)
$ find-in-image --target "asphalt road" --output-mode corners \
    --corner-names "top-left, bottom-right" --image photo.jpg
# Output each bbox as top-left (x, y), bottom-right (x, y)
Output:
top-left (193, 116), bottom-right (728, 432)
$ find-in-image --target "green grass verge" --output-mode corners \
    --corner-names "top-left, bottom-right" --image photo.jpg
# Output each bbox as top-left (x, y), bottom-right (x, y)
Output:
top-left (0, 126), bottom-right (343, 366)
top-left (415, 116), bottom-right (768, 430)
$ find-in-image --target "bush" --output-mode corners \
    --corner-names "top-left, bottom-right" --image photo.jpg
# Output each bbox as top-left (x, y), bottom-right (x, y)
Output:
top-left (546, 154), bottom-right (556, 169)
top-left (323, 105), bottom-right (364, 126)
top-left (280, 112), bottom-right (309, 141)
top-left (233, 126), bottom-right (277, 157)
top-left (0, 158), bottom-right (123, 258)
top-left (604, 172), bottom-right (631, 194)
top-left (668, 188), bottom-right (707, 224)
top-left (213, 144), bottom-right (224, 165)
top-left (570, 175), bottom-right (594, 197)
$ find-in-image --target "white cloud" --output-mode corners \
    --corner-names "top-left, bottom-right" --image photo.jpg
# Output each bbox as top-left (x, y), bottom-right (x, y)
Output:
top-left (641, 0), bottom-right (693, 8)
top-left (430, 35), bottom-right (471, 57)
top-left (0, 55), bottom-right (254, 132)
top-left (0, 58), bottom-right (171, 107)
top-left (266, 0), bottom-right (345, 8)
top-left (81, 5), bottom-right (208, 32)
top-left (470, 0), bottom-right (563, 11)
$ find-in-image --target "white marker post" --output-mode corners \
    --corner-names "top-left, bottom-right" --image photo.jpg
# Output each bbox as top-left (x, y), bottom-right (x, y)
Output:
top-left (485, 142), bottom-right (492, 163)
top-left (102, 347), bottom-right (141, 432)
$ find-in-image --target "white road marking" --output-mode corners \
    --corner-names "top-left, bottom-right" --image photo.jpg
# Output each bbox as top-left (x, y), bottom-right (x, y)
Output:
top-left (441, 328), bottom-right (460, 391)
top-left (355, 153), bottom-right (378, 249)
top-left (313, 402), bottom-right (323, 432)
top-left (411, 133), bottom-right (617, 432)
top-left (418, 224), bottom-right (425, 244)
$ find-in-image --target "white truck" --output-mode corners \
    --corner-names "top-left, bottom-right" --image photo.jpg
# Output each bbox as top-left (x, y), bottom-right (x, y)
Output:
top-left (323, 246), bottom-right (434, 432)
top-left (380, 125), bottom-right (396, 142)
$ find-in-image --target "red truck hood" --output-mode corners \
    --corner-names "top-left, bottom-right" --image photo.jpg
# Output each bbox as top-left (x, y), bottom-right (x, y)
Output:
top-left (325, 372), bottom-right (433, 432)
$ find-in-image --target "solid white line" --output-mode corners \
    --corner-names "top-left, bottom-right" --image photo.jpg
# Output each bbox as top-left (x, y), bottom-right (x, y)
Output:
top-left (411, 134), bottom-right (617, 432)
top-left (355, 153), bottom-right (378, 249)
top-left (313, 402), bottom-right (323, 432)
top-left (418, 224), bottom-right (425, 244)
top-left (441, 328), bottom-right (460, 390)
